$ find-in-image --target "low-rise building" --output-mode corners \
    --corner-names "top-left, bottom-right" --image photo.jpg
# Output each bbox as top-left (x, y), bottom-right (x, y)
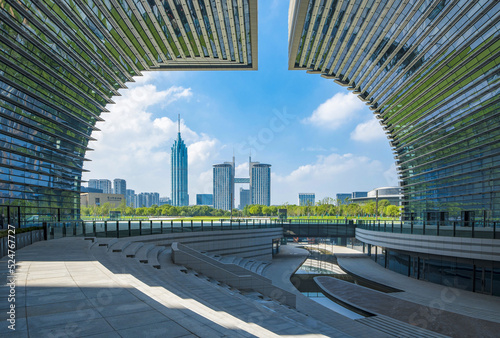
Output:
top-left (298, 193), bottom-right (315, 206)
top-left (80, 193), bottom-right (125, 208)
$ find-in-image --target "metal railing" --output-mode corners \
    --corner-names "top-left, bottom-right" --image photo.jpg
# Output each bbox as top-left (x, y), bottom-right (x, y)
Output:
top-left (42, 219), bottom-right (282, 240)
top-left (357, 220), bottom-right (500, 239)
top-left (35, 218), bottom-right (500, 240)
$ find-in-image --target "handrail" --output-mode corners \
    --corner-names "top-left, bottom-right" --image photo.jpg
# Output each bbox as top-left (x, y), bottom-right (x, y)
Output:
top-left (38, 218), bottom-right (500, 240)
top-left (357, 219), bottom-right (499, 239)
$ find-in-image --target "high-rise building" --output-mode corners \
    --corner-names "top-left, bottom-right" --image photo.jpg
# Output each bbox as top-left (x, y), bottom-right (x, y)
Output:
top-left (159, 197), bottom-right (172, 206)
top-left (85, 180), bottom-right (103, 193)
top-left (171, 116), bottom-right (189, 207)
top-left (126, 189), bottom-right (135, 207)
top-left (212, 157), bottom-right (271, 209)
top-left (133, 195), bottom-right (139, 210)
top-left (89, 179), bottom-right (110, 194)
top-left (151, 193), bottom-right (160, 207)
top-left (113, 179), bottom-right (127, 196)
top-left (0, 1), bottom-right (257, 225)
top-left (249, 161), bottom-right (271, 206)
top-left (213, 163), bottom-right (234, 211)
top-left (239, 188), bottom-right (250, 210)
top-left (289, 0), bottom-right (500, 294)
top-left (136, 192), bottom-right (160, 208)
top-left (98, 180), bottom-right (113, 194)
top-left (136, 193), bottom-right (144, 208)
top-left (88, 179), bottom-right (99, 190)
top-left (196, 194), bottom-right (213, 206)
top-left (298, 193), bottom-right (315, 206)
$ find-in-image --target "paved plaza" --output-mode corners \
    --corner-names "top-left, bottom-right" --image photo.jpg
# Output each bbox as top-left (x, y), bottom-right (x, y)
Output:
top-left (1, 238), bottom-right (499, 337)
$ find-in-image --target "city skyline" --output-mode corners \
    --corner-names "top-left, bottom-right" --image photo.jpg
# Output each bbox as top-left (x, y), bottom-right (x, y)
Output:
top-left (81, 0), bottom-right (397, 206)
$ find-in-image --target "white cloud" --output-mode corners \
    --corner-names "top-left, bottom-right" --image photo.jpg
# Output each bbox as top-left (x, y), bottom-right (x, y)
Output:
top-left (300, 146), bottom-right (339, 153)
top-left (303, 92), bottom-right (366, 130)
top-left (350, 118), bottom-right (387, 142)
top-left (82, 82), bottom-right (219, 203)
top-left (383, 163), bottom-right (399, 187)
top-left (235, 162), bottom-right (249, 177)
top-left (272, 153), bottom-right (398, 205)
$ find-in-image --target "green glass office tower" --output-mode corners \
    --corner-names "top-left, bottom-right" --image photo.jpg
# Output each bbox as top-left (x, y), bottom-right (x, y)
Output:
top-left (0, 0), bottom-right (257, 226)
top-left (289, 0), bottom-right (499, 225)
top-left (289, 0), bottom-right (500, 294)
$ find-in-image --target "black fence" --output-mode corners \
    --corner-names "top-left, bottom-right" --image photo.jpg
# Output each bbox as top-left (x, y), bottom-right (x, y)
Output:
top-left (42, 219), bottom-right (282, 240)
top-left (27, 218), bottom-right (500, 241)
top-left (357, 220), bottom-right (500, 239)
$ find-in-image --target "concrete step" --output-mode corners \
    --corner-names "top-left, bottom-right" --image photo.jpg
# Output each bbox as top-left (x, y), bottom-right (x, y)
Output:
top-left (356, 315), bottom-right (449, 338)
top-left (85, 239), bottom-right (359, 338)
top-left (247, 260), bottom-right (258, 272)
top-left (237, 258), bottom-right (248, 268)
top-left (256, 263), bottom-right (268, 275)
top-left (243, 259), bottom-right (253, 270)
top-left (219, 256), bottom-right (236, 264)
top-left (88, 239), bottom-right (100, 250)
top-left (123, 242), bottom-right (144, 258)
top-left (96, 238), bottom-right (118, 248)
top-left (147, 246), bottom-right (167, 269)
top-left (135, 243), bottom-right (156, 263)
top-left (158, 247), bottom-right (172, 265)
top-left (108, 240), bottom-right (132, 253)
top-left (260, 263), bottom-right (271, 275)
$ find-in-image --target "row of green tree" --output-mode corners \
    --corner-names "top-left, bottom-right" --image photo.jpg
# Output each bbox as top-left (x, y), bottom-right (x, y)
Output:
top-left (81, 199), bottom-right (401, 218)
top-left (81, 200), bottom-right (232, 217)
top-left (243, 200), bottom-right (401, 217)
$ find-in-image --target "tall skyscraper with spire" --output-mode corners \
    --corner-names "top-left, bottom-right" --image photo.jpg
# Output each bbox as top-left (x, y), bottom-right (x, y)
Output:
top-left (171, 115), bottom-right (188, 206)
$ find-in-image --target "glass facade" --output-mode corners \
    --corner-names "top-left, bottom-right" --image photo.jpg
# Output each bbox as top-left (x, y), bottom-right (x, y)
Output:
top-left (171, 131), bottom-right (188, 207)
top-left (196, 193), bottom-right (213, 206)
top-left (289, 0), bottom-right (500, 225)
top-left (298, 193), bottom-right (315, 206)
top-left (369, 245), bottom-right (500, 297)
top-left (0, 0), bottom-right (257, 227)
top-left (213, 163), bottom-right (233, 210)
top-left (239, 188), bottom-right (250, 209)
top-left (250, 162), bottom-right (271, 206)
top-left (113, 178), bottom-right (126, 195)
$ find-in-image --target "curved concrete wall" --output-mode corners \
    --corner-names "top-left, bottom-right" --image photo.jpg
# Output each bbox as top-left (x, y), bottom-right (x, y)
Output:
top-left (356, 228), bottom-right (500, 262)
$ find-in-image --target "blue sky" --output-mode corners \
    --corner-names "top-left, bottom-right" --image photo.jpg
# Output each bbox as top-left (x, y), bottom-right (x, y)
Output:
top-left (82, 0), bottom-right (397, 205)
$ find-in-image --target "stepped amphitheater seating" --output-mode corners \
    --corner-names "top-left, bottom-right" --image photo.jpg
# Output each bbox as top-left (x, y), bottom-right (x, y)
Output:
top-left (85, 237), bottom-right (450, 338)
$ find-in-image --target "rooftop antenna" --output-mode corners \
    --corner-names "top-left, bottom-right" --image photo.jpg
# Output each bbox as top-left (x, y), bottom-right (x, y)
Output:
top-left (177, 113), bottom-right (180, 134)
